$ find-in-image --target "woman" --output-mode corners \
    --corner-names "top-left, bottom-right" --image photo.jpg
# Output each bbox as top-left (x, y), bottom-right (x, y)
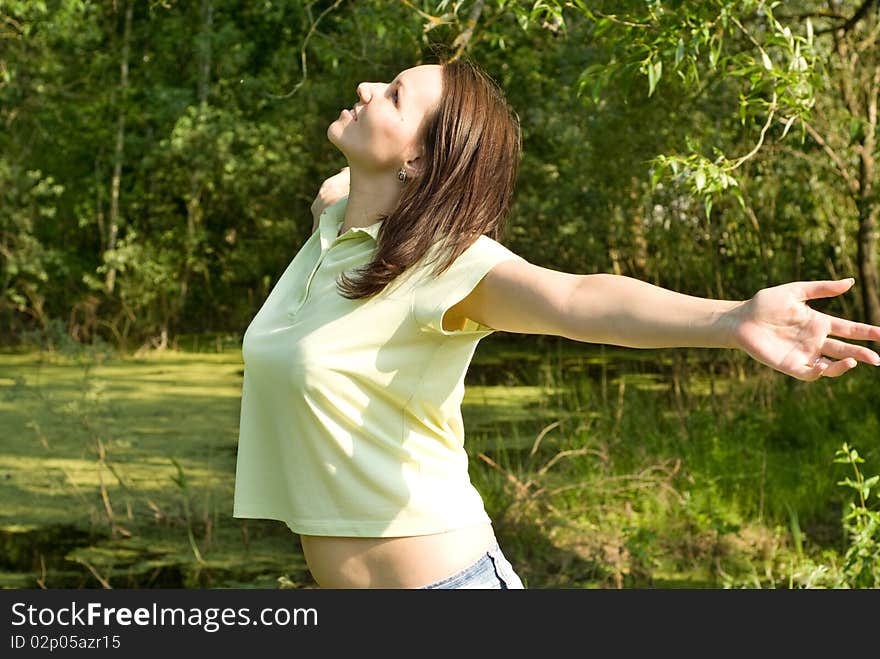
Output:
top-left (232, 58), bottom-right (880, 589)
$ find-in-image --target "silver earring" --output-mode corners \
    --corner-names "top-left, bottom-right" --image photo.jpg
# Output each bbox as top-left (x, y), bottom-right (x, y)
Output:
top-left (398, 168), bottom-right (407, 183)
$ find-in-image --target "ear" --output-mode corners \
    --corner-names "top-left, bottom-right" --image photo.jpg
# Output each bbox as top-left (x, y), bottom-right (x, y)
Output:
top-left (403, 151), bottom-right (426, 179)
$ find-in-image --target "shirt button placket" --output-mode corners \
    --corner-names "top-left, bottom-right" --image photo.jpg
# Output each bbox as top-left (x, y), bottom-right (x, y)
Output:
top-left (288, 231), bottom-right (336, 317)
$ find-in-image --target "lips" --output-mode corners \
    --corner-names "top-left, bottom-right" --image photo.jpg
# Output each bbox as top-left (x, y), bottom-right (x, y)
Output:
top-left (340, 104), bottom-right (360, 122)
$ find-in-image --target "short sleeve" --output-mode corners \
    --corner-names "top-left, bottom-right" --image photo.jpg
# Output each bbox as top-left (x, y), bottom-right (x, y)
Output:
top-left (412, 234), bottom-right (525, 336)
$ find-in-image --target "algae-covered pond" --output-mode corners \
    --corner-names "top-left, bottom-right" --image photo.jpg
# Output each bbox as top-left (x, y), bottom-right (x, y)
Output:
top-left (0, 348), bottom-right (312, 588)
top-left (3, 336), bottom-right (874, 589)
top-left (0, 337), bottom-right (680, 588)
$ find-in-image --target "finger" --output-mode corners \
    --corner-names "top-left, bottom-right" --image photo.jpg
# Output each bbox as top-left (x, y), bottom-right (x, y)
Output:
top-left (817, 357), bottom-right (857, 378)
top-left (820, 337), bottom-right (880, 366)
top-left (827, 314), bottom-right (880, 343)
top-left (798, 278), bottom-right (854, 301)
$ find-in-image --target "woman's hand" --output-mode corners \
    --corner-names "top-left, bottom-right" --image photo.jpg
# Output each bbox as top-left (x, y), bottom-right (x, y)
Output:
top-left (311, 166), bottom-right (350, 231)
top-left (731, 278), bottom-right (880, 380)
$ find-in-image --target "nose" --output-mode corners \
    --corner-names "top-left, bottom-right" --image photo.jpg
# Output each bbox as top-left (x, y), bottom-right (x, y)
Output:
top-left (356, 82), bottom-right (374, 103)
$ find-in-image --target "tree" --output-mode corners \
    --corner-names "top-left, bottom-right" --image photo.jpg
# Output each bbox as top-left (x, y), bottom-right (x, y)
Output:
top-left (2, 0), bottom-right (874, 347)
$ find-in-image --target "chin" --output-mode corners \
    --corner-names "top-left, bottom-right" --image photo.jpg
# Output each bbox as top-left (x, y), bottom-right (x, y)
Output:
top-left (326, 121), bottom-right (339, 142)
top-left (328, 119), bottom-right (354, 144)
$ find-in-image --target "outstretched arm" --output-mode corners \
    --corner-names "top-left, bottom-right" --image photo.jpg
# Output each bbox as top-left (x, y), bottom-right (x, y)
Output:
top-left (453, 258), bottom-right (880, 381)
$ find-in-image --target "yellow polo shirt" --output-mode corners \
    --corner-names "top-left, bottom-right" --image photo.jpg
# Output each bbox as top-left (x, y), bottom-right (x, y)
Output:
top-left (232, 195), bottom-right (525, 537)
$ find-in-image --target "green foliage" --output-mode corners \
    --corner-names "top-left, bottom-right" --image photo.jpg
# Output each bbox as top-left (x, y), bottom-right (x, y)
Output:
top-left (0, 164), bottom-right (65, 333)
top-left (170, 456), bottom-right (205, 565)
top-left (569, 1), bottom-right (822, 220)
top-left (740, 442), bottom-right (880, 590)
top-left (1, 0), bottom-right (875, 348)
top-left (833, 443), bottom-right (880, 588)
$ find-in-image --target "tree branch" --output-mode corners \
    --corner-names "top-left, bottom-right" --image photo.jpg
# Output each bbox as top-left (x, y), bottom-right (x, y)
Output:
top-left (451, 0), bottom-right (486, 61)
top-left (269, 0), bottom-right (346, 100)
top-left (728, 92), bottom-right (777, 171)
top-left (797, 118), bottom-right (860, 195)
top-left (776, 10), bottom-right (848, 23)
top-left (398, 0), bottom-right (454, 32)
top-left (854, 13), bottom-right (880, 52)
top-left (815, 0), bottom-right (879, 35)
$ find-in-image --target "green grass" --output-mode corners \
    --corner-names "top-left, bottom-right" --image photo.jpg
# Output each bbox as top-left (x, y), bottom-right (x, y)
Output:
top-left (1, 336), bottom-right (877, 588)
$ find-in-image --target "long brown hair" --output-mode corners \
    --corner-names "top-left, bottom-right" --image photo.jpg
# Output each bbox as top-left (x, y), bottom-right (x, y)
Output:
top-left (337, 56), bottom-right (522, 300)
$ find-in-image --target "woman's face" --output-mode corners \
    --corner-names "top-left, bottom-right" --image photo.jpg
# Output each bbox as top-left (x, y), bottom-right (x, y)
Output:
top-left (327, 64), bottom-right (443, 176)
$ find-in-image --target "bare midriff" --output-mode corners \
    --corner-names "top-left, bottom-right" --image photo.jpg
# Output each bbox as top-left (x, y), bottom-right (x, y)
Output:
top-left (299, 522), bottom-right (497, 588)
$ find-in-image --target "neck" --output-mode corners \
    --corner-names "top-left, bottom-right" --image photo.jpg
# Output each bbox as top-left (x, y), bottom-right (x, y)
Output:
top-left (341, 167), bottom-right (402, 233)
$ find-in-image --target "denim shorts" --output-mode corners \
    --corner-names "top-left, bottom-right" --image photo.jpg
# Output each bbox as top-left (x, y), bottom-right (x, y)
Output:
top-left (417, 542), bottom-right (525, 589)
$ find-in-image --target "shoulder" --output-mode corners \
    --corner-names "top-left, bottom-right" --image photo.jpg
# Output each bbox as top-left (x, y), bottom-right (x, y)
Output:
top-left (451, 247), bottom-right (580, 336)
top-left (439, 233), bottom-right (523, 272)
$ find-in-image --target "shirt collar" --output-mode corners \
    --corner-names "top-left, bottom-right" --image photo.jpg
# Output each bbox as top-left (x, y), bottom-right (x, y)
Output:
top-left (318, 195), bottom-right (383, 251)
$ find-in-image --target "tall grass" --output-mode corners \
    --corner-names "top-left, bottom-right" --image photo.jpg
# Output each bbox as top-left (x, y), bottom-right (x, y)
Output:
top-left (469, 339), bottom-right (880, 588)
